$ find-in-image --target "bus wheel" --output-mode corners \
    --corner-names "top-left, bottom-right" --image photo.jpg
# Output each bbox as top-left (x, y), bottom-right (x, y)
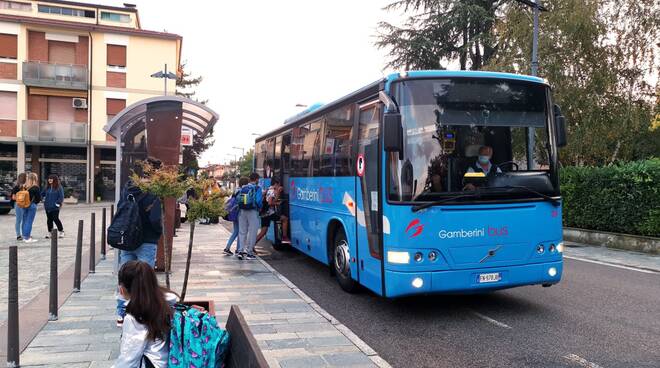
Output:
top-left (272, 242), bottom-right (287, 251)
top-left (333, 230), bottom-right (359, 293)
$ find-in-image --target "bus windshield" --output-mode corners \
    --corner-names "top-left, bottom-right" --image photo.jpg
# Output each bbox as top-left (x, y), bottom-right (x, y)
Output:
top-left (388, 78), bottom-right (555, 203)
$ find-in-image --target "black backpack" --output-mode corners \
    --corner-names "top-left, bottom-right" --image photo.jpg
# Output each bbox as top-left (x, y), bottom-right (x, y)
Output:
top-left (107, 193), bottom-right (147, 251)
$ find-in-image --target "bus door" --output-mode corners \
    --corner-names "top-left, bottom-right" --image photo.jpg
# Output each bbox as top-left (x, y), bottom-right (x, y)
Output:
top-left (355, 101), bottom-right (383, 294)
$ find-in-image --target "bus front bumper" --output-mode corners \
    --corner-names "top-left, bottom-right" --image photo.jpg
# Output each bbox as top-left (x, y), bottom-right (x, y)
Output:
top-left (384, 260), bottom-right (563, 298)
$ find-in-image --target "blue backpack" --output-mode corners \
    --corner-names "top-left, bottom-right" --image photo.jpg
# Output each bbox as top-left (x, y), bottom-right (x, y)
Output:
top-left (168, 304), bottom-right (230, 368)
top-left (223, 194), bottom-right (239, 222)
top-left (237, 184), bottom-right (260, 210)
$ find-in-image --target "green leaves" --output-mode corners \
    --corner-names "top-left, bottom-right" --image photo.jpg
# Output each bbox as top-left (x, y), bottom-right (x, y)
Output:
top-left (561, 159), bottom-right (660, 237)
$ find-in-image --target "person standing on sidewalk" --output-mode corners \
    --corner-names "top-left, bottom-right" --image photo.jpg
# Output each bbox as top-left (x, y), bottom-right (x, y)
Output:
top-left (21, 172), bottom-right (41, 243)
top-left (237, 172), bottom-right (262, 260)
top-left (223, 176), bottom-right (248, 256)
top-left (113, 260), bottom-right (171, 368)
top-left (11, 172), bottom-right (26, 240)
top-left (115, 158), bottom-right (163, 326)
top-left (42, 174), bottom-right (64, 239)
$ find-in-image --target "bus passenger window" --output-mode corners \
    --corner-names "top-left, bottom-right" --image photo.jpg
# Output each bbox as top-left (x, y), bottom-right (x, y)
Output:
top-left (321, 105), bottom-right (353, 177)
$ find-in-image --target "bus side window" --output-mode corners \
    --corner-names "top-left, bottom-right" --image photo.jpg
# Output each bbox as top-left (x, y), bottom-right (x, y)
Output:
top-left (322, 105), bottom-right (354, 177)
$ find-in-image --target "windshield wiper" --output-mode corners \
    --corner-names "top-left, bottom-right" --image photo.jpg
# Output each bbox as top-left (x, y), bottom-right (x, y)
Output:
top-left (411, 192), bottom-right (482, 212)
top-left (489, 185), bottom-right (561, 207)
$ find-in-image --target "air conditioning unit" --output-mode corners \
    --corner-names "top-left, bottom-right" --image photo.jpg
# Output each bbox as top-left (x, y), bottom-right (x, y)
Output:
top-left (72, 98), bottom-right (87, 109)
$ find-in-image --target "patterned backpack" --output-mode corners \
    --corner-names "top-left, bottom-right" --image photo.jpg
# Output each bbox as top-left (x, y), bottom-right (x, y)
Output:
top-left (168, 304), bottom-right (230, 368)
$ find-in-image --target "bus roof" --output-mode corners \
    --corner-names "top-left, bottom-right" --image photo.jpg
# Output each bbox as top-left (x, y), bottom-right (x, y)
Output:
top-left (256, 70), bottom-right (548, 142)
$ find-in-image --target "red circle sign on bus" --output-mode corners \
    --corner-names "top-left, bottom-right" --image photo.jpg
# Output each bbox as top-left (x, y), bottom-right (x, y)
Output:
top-left (356, 154), bottom-right (365, 177)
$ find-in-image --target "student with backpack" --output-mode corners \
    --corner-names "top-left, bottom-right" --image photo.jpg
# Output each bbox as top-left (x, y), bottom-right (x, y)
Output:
top-left (113, 260), bottom-right (171, 368)
top-left (42, 174), bottom-right (65, 239)
top-left (11, 173), bottom-right (26, 240)
top-left (20, 173), bottom-right (41, 243)
top-left (237, 172), bottom-right (263, 260)
top-left (108, 158), bottom-right (163, 327)
top-left (223, 176), bottom-right (249, 256)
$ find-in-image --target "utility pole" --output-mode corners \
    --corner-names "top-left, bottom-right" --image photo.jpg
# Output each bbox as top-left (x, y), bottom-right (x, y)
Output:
top-left (516, 0), bottom-right (547, 170)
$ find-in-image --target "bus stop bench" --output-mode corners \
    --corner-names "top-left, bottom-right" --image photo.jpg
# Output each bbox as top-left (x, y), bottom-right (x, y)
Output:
top-left (225, 305), bottom-right (269, 368)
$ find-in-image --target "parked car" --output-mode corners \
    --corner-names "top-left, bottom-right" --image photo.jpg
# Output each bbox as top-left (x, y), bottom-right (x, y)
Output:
top-left (0, 183), bottom-right (13, 215)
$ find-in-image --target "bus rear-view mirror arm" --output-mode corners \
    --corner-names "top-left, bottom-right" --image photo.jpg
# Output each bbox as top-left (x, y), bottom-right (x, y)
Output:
top-left (554, 104), bottom-right (567, 148)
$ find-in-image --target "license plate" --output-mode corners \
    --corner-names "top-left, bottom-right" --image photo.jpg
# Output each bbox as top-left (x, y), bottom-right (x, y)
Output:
top-left (478, 272), bottom-right (501, 283)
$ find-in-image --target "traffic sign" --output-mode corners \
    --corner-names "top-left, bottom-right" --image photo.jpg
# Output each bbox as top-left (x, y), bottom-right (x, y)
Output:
top-left (356, 154), bottom-right (365, 177)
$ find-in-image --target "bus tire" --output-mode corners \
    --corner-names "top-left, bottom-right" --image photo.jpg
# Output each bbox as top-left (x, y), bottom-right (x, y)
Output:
top-left (272, 242), bottom-right (287, 251)
top-left (332, 230), bottom-right (359, 293)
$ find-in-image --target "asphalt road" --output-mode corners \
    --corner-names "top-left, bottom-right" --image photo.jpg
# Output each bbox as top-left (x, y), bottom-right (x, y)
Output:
top-left (247, 235), bottom-right (660, 368)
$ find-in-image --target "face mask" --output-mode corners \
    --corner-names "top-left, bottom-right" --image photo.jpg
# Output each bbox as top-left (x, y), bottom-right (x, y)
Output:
top-left (478, 155), bottom-right (490, 165)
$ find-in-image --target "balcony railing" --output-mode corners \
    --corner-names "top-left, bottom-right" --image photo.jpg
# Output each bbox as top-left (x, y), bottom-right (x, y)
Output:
top-left (22, 62), bottom-right (88, 90)
top-left (22, 120), bottom-right (88, 144)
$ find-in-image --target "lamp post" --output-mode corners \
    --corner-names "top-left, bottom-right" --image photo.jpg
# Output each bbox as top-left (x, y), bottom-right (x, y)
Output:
top-left (515, 0), bottom-right (547, 170)
top-left (150, 63), bottom-right (177, 96)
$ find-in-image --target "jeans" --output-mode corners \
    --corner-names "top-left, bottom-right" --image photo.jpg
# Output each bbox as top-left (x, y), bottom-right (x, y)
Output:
top-left (46, 210), bottom-right (64, 232)
top-left (238, 209), bottom-right (259, 255)
top-left (14, 204), bottom-right (24, 237)
top-left (116, 243), bottom-right (157, 318)
top-left (21, 204), bottom-right (37, 239)
top-left (225, 219), bottom-right (240, 251)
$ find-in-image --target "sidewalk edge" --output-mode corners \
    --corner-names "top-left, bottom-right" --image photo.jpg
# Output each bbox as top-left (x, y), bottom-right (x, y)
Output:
top-left (258, 258), bottom-right (393, 368)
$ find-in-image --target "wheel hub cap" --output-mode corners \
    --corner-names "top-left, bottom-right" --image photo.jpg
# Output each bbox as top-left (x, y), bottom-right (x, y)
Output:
top-left (334, 240), bottom-right (350, 276)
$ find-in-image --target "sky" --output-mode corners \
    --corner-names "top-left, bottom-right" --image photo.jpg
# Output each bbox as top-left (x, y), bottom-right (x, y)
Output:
top-left (92, 0), bottom-right (402, 166)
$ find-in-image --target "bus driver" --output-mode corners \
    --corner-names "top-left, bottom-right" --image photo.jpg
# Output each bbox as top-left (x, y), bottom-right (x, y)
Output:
top-left (464, 145), bottom-right (502, 191)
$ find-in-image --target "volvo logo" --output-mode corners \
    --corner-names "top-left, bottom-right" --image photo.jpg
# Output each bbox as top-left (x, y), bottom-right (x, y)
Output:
top-left (480, 245), bottom-right (502, 263)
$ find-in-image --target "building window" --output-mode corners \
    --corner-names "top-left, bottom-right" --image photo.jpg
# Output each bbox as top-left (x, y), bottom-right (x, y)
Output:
top-left (38, 5), bottom-right (95, 18)
top-left (0, 1), bottom-right (31, 11)
top-left (106, 44), bottom-right (126, 67)
top-left (100, 11), bottom-right (131, 23)
top-left (0, 91), bottom-right (17, 120)
top-left (0, 33), bottom-right (17, 59)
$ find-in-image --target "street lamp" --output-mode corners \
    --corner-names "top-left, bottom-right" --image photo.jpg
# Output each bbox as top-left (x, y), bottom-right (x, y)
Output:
top-left (232, 146), bottom-right (245, 157)
top-left (295, 104), bottom-right (308, 108)
top-left (150, 63), bottom-right (177, 96)
top-left (515, 0), bottom-right (547, 170)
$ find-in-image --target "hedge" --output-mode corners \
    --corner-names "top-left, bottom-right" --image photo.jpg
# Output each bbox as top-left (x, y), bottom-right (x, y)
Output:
top-left (560, 159), bottom-right (660, 237)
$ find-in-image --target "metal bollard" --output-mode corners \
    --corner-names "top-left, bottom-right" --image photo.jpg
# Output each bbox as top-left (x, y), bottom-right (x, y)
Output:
top-left (49, 228), bottom-right (58, 321)
top-left (101, 208), bottom-right (107, 260)
top-left (7, 245), bottom-right (20, 367)
top-left (73, 220), bottom-right (83, 292)
top-left (89, 212), bottom-right (96, 273)
top-left (110, 204), bottom-right (114, 221)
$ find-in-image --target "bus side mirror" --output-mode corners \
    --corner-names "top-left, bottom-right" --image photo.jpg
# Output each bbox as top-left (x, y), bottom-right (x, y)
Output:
top-left (384, 113), bottom-right (403, 159)
top-left (554, 104), bottom-right (567, 148)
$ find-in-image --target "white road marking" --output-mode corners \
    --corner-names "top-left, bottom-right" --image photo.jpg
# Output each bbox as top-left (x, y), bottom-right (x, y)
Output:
top-left (564, 353), bottom-right (604, 368)
top-left (564, 256), bottom-right (658, 274)
top-left (469, 310), bottom-right (512, 329)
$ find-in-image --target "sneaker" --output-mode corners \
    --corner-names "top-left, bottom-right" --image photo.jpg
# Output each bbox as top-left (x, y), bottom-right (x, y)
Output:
top-left (23, 238), bottom-right (38, 243)
top-left (237, 252), bottom-right (245, 260)
top-left (45, 234), bottom-right (50, 239)
top-left (58, 231), bottom-right (65, 239)
top-left (246, 254), bottom-right (257, 260)
top-left (16, 236), bottom-right (22, 241)
top-left (223, 249), bottom-right (234, 256)
top-left (116, 316), bottom-right (124, 327)
top-left (281, 236), bottom-right (291, 243)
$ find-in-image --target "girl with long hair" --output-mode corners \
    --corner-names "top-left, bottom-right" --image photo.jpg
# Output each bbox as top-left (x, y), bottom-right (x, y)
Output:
top-left (11, 173), bottom-right (26, 240)
top-left (42, 174), bottom-right (64, 238)
top-left (21, 172), bottom-right (41, 243)
top-left (114, 261), bottom-right (172, 367)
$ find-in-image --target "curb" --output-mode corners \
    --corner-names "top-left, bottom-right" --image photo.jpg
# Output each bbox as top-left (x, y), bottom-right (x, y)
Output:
top-left (564, 228), bottom-right (660, 255)
top-left (258, 258), bottom-right (393, 368)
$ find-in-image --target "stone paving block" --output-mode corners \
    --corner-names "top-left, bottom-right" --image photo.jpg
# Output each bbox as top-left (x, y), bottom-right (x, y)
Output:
top-left (323, 352), bottom-right (377, 367)
top-left (278, 355), bottom-right (328, 368)
top-left (23, 344), bottom-right (89, 354)
top-left (305, 335), bottom-right (355, 347)
top-left (89, 362), bottom-right (115, 368)
top-left (275, 322), bottom-right (330, 333)
top-left (266, 338), bottom-right (308, 350)
top-left (21, 350), bottom-right (111, 365)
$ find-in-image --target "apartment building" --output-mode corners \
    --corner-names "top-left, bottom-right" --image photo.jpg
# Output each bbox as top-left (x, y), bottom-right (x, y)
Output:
top-left (0, 0), bottom-right (181, 202)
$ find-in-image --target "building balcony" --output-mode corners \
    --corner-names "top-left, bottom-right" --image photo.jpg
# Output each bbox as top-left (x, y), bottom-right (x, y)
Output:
top-left (22, 120), bottom-right (88, 144)
top-left (22, 62), bottom-right (88, 90)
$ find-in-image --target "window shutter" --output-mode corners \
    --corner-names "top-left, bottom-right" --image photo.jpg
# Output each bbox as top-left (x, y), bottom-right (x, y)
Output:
top-left (106, 45), bottom-right (126, 67)
top-left (0, 34), bottom-right (17, 59)
top-left (106, 98), bottom-right (126, 115)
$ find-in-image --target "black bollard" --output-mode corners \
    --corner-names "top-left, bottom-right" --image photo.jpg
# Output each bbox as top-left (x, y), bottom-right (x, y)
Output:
top-left (101, 208), bottom-right (107, 260)
top-left (49, 228), bottom-right (58, 321)
top-left (7, 245), bottom-right (19, 367)
top-left (89, 212), bottom-right (96, 273)
top-left (73, 220), bottom-right (83, 292)
top-left (110, 204), bottom-right (114, 221)
top-left (180, 222), bottom-right (196, 301)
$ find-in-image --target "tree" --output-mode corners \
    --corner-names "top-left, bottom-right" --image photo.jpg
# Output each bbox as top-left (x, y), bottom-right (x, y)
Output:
top-left (376, 0), bottom-right (506, 70)
top-left (176, 62), bottom-right (213, 176)
top-left (237, 149), bottom-right (254, 178)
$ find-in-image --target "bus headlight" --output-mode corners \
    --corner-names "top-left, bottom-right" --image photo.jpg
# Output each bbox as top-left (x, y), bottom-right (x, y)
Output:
top-left (548, 267), bottom-right (557, 277)
top-left (556, 242), bottom-right (564, 253)
top-left (412, 277), bottom-right (424, 288)
top-left (387, 251), bottom-right (410, 264)
top-left (428, 251), bottom-right (438, 262)
top-left (549, 244), bottom-right (556, 253)
top-left (414, 252), bottom-right (423, 263)
top-left (536, 244), bottom-right (545, 254)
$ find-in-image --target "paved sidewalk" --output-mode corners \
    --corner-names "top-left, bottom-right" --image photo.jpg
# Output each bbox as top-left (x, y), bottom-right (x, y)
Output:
top-left (564, 242), bottom-right (660, 272)
top-left (19, 222), bottom-right (388, 367)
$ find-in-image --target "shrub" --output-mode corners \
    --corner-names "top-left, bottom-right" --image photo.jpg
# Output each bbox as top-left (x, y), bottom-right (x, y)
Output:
top-left (560, 159), bottom-right (660, 237)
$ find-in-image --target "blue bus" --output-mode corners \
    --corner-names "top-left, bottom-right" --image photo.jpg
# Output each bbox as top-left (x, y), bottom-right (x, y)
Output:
top-left (254, 70), bottom-right (567, 297)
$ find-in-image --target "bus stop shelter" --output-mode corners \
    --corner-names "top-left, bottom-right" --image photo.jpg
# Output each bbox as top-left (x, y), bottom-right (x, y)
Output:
top-left (104, 96), bottom-right (218, 270)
